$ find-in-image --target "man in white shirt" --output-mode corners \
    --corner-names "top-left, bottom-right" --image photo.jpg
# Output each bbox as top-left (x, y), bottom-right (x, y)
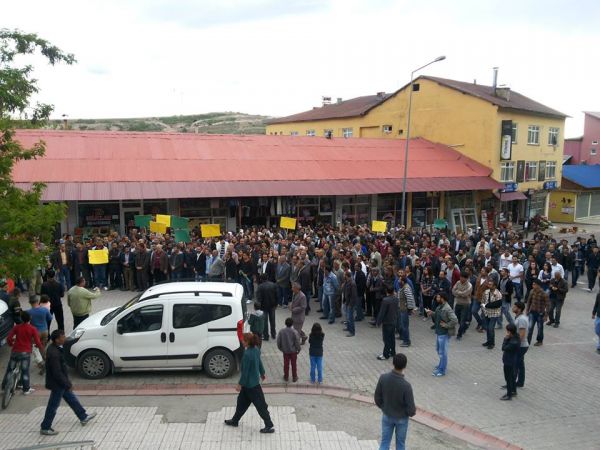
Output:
top-left (549, 256), bottom-right (565, 278)
top-left (508, 256), bottom-right (524, 301)
top-left (499, 249), bottom-right (512, 270)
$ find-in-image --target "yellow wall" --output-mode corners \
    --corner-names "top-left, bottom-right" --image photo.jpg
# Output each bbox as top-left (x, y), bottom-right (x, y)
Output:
top-left (548, 191), bottom-right (576, 223)
top-left (266, 79), bottom-right (566, 193)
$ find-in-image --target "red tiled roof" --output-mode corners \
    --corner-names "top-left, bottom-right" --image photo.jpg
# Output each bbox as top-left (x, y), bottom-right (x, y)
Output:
top-left (421, 76), bottom-right (567, 118)
top-left (265, 94), bottom-right (391, 125)
top-left (13, 131), bottom-right (501, 201)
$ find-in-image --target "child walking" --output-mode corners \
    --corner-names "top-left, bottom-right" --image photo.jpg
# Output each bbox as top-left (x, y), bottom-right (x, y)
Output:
top-left (309, 323), bottom-right (325, 385)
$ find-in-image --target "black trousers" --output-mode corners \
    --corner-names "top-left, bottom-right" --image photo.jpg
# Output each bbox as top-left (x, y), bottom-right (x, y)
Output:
top-left (50, 303), bottom-right (64, 332)
top-left (262, 308), bottom-right (277, 339)
top-left (382, 324), bottom-right (396, 358)
top-left (73, 314), bottom-right (89, 329)
top-left (136, 269), bottom-right (148, 291)
top-left (504, 365), bottom-right (516, 396)
top-left (515, 346), bottom-right (528, 387)
top-left (231, 385), bottom-right (273, 428)
top-left (549, 298), bottom-right (564, 324)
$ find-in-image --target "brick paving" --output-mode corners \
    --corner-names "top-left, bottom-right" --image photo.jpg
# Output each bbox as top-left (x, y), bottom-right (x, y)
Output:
top-left (3, 279), bottom-right (600, 449)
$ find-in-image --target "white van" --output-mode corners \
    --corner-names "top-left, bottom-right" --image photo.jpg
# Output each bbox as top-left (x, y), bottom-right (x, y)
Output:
top-left (64, 282), bottom-right (248, 379)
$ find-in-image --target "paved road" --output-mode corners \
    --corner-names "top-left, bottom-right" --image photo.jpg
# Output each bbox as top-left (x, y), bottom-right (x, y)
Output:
top-left (2, 280), bottom-right (599, 449)
top-left (2, 394), bottom-right (474, 449)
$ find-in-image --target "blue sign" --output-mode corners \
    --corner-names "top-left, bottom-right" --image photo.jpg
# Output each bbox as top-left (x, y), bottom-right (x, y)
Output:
top-left (543, 181), bottom-right (557, 190)
top-left (501, 183), bottom-right (518, 193)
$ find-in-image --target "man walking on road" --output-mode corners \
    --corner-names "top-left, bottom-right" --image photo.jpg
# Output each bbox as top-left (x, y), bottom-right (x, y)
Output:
top-left (40, 270), bottom-right (65, 332)
top-left (40, 330), bottom-right (96, 435)
top-left (586, 246), bottom-right (600, 292)
top-left (426, 293), bottom-right (458, 377)
top-left (374, 353), bottom-right (416, 450)
top-left (255, 274), bottom-right (278, 341)
top-left (593, 292), bottom-right (600, 354)
top-left (548, 271), bottom-right (568, 328)
top-left (512, 301), bottom-right (529, 389)
top-left (526, 279), bottom-right (549, 346)
top-left (289, 282), bottom-right (307, 344)
top-left (67, 277), bottom-right (102, 329)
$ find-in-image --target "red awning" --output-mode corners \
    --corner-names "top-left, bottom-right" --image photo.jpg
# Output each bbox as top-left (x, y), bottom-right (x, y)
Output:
top-left (494, 191), bottom-right (527, 201)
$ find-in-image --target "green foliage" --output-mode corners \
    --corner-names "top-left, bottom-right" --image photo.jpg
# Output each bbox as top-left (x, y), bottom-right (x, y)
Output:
top-left (0, 29), bottom-right (74, 278)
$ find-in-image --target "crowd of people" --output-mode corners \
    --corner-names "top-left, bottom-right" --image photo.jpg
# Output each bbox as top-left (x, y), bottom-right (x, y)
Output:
top-left (2, 222), bottom-right (600, 444)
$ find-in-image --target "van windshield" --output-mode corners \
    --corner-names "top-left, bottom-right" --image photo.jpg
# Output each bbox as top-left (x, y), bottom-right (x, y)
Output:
top-left (100, 294), bottom-right (141, 326)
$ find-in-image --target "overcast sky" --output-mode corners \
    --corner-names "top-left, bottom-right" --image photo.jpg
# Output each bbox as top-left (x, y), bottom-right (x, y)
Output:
top-left (4, 0), bottom-right (599, 136)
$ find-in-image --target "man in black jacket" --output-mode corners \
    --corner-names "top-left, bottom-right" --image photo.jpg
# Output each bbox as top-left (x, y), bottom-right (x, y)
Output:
top-left (255, 274), bottom-right (279, 341)
top-left (40, 330), bottom-right (96, 435)
top-left (353, 263), bottom-right (367, 321)
top-left (40, 270), bottom-right (64, 332)
top-left (376, 284), bottom-right (398, 360)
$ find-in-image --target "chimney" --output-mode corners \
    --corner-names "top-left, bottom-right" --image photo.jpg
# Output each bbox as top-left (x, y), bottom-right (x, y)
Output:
top-left (496, 86), bottom-right (511, 101)
top-left (376, 91), bottom-right (386, 98)
top-left (337, 97), bottom-right (343, 104)
top-left (492, 67), bottom-right (498, 96)
top-left (322, 96), bottom-right (331, 106)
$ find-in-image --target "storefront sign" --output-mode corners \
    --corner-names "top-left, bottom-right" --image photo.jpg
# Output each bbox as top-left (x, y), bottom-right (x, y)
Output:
top-left (501, 183), bottom-right (518, 193)
top-left (543, 181), bottom-right (557, 190)
top-left (500, 120), bottom-right (513, 160)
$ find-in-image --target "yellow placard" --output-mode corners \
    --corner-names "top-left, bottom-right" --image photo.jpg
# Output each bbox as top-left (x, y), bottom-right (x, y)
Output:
top-left (201, 224), bottom-right (221, 237)
top-left (371, 220), bottom-right (387, 233)
top-left (150, 221), bottom-right (167, 234)
top-left (88, 249), bottom-right (108, 265)
top-left (155, 214), bottom-right (171, 226)
top-left (280, 217), bottom-right (297, 230)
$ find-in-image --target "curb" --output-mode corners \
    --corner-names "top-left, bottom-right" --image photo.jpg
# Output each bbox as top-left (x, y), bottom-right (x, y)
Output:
top-left (31, 383), bottom-right (521, 450)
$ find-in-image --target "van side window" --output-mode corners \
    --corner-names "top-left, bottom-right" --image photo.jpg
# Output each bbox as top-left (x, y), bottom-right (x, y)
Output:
top-left (173, 304), bottom-right (232, 329)
top-left (119, 305), bottom-right (163, 333)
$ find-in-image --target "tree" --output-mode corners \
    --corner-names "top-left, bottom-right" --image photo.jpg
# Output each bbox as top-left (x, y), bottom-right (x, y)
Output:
top-left (0, 29), bottom-right (75, 279)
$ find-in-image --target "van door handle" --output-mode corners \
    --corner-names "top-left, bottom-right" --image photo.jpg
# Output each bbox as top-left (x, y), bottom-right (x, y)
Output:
top-left (169, 332), bottom-right (175, 343)
top-left (160, 332), bottom-right (166, 343)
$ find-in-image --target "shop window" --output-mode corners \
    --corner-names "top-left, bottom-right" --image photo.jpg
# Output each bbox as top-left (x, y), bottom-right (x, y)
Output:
top-left (78, 202), bottom-right (120, 233)
top-left (143, 200), bottom-right (167, 215)
top-left (342, 128), bottom-right (353, 138)
top-left (576, 194), bottom-right (590, 219)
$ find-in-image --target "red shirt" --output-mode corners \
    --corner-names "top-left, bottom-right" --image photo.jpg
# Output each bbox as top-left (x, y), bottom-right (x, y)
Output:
top-left (7, 323), bottom-right (43, 353)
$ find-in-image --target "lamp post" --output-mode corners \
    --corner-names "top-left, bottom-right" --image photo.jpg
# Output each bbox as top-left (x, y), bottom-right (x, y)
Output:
top-left (400, 55), bottom-right (446, 228)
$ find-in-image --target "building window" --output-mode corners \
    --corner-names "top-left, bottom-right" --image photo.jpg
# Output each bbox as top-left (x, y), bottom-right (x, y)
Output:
top-left (525, 161), bottom-right (538, 181)
top-left (545, 161), bottom-right (557, 180)
top-left (591, 148), bottom-right (597, 155)
top-left (383, 125), bottom-right (393, 134)
top-left (511, 123), bottom-right (518, 143)
top-left (527, 125), bottom-right (540, 145)
top-left (548, 127), bottom-right (559, 146)
top-left (306, 129), bottom-right (316, 136)
top-left (592, 140), bottom-right (598, 145)
top-left (290, 131), bottom-right (299, 136)
top-left (342, 128), bottom-right (353, 138)
top-left (500, 162), bottom-right (515, 182)
top-left (324, 129), bottom-right (333, 138)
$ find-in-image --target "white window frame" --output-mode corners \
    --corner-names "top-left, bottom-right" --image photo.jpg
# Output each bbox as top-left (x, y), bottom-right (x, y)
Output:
top-left (525, 161), bottom-right (538, 181)
top-left (511, 123), bottom-right (518, 144)
top-left (592, 140), bottom-right (598, 145)
top-left (548, 127), bottom-right (559, 146)
top-left (342, 127), bottom-right (353, 138)
top-left (527, 125), bottom-right (540, 145)
top-left (324, 129), bottom-right (333, 137)
top-left (545, 161), bottom-right (557, 180)
top-left (306, 129), bottom-right (316, 136)
top-left (500, 162), bottom-right (515, 182)
top-left (591, 148), bottom-right (597, 155)
top-left (383, 124), bottom-right (393, 134)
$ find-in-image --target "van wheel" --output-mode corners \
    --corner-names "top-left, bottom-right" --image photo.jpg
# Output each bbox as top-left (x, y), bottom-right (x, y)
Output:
top-left (77, 350), bottom-right (111, 379)
top-left (204, 349), bottom-right (235, 378)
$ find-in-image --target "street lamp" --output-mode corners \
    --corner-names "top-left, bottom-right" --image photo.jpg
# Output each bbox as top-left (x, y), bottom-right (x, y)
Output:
top-left (399, 55), bottom-right (446, 228)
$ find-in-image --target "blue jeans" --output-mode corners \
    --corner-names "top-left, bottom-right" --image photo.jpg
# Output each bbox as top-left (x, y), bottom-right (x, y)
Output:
top-left (346, 306), bottom-right (355, 335)
top-left (498, 301), bottom-right (514, 328)
top-left (471, 300), bottom-right (483, 328)
top-left (380, 414), bottom-right (409, 450)
top-left (527, 311), bottom-right (544, 344)
top-left (278, 285), bottom-right (290, 306)
top-left (92, 264), bottom-right (106, 288)
top-left (195, 273), bottom-right (206, 282)
top-left (323, 293), bottom-right (336, 322)
top-left (310, 356), bottom-right (323, 383)
top-left (571, 267), bottom-right (580, 286)
top-left (396, 311), bottom-right (410, 344)
top-left (241, 277), bottom-right (253, 300)
top-left (485, 316), bottom-right (499, 346)
top-left (512, 282), bottom-right (522, 301)
top-left (317, 286), bottom-right (323, 310)
top-left (594, 318), bottom-right (600, 350)
top-left (60, 266), bottom-right (72, 289)
top-left (2, 352), bottom-right (31, 392)
top-left (435, 334), bottom-right (449, 374)
top-left (41, 388), bottom-right (87, 430)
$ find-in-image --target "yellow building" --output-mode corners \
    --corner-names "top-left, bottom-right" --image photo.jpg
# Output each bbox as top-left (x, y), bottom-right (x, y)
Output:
top-left (267, 76), bottom-right (567, 229)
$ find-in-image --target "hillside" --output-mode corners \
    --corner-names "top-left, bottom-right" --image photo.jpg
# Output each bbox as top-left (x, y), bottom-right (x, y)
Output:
top-left (46, 112), bottom-right (270, 134)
